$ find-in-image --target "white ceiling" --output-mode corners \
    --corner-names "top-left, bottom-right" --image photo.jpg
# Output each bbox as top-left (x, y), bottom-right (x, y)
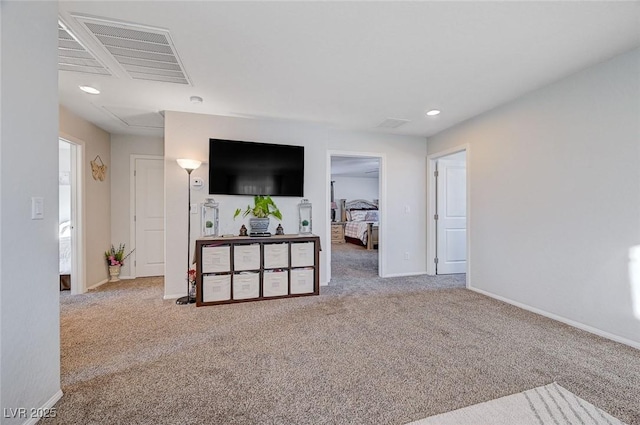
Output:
top-left (332, 156), bottom-right (380, 178)
top-left (58, 1), bottom-right (640, 138)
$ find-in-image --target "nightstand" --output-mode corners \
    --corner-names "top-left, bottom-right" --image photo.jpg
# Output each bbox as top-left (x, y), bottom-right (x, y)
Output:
top-left (331, 222), bottom-right (345, 243)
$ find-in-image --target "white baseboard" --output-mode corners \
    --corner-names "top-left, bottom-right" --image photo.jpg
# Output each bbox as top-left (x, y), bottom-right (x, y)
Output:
top-left (87, 278), bottom-right (108, 290)
top-left (383, 271), bottom-right (428, 278)
top-left (20, 389), bottom-right (63, 425)
top-left (163, 293), bottom-right (184, 300)
top-left (469, 286), bottom-right (640, 350)
top-left (88, 276), bottom-right (133, 290)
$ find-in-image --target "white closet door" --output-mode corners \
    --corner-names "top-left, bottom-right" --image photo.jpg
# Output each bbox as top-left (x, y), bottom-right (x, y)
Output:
top-left (135, 158), bottom-right (165, 277)
top-left (436, 159), bottom-right (466, 274)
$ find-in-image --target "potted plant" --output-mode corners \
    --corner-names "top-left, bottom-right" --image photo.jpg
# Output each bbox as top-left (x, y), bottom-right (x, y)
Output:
top-left (300, 219), bottom-right (310, 234)
top-left (104, 244), bottom-right (135, 282)
top-left (234, 195), bottom-right (283, 234)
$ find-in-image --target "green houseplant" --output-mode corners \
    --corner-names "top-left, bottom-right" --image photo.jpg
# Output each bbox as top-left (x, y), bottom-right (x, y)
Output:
top-left (234, 195), bottom-right (282, 234)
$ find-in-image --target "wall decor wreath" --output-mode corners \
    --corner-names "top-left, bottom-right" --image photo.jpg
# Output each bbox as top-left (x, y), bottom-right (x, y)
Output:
top-left (90, 155), bottom-right (107, 181)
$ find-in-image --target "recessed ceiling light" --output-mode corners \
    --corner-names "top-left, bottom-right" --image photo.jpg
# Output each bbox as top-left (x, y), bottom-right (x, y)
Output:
top-left (426, 109), bottom-right (441, 116)
top-left (79, 85), bottom-right (100, 95)
top-left (190, 96), bottom-right (203, 104)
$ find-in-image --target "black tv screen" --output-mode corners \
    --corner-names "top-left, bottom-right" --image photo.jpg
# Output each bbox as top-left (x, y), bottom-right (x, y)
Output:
top-left (209, 139), bottom-right (304, 197)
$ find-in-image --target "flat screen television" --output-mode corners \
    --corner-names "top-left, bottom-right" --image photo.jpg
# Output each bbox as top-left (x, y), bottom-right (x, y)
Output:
top-left (209, 138), bottom-right (304, 197)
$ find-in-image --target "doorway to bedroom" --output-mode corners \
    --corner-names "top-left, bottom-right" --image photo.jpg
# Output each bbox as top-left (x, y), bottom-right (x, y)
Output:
top-left (329, 154), bottom-right (381, 282)
top-left (59, 138), bottom-right (84, 294)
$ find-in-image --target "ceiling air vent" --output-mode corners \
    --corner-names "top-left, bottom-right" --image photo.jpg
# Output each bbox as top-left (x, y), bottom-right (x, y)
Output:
top-left (102, 106), bottom-right (165, 129)
top-left (58, 20), bottom-right (112, 76)
top-left (376, 118), bottom-right (410, 129)
top-left (73, 15), bottom-right (190, 85)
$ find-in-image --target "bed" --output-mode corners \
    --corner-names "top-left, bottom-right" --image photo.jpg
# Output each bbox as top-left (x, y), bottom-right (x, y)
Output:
top-left (59, 221), bottom-right (71, 290)
top-left (341, 199), bottom-right (379, 250)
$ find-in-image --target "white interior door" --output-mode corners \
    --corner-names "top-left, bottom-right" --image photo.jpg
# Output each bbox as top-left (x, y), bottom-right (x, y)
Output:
top-left (135, 158), bottom-right (165, 277)
top-left (436, 158), bottom-right (466, 274)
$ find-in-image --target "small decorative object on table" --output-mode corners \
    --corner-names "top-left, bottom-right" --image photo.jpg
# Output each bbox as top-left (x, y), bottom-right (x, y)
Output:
top-left (104, 244), bottom-right (134, 282)
top-left (239, 224), bottom-right (248, 236)
top-left (275, 224), bottom-right (284, 235)
top-left (201, 198), bottom-right (219, 236)
top-left (298, 199), bottom-right (312, 234)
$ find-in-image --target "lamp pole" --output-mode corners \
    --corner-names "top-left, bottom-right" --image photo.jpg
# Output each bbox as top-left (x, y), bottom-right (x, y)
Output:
top-left (176, 159), bottom-right (202, 305)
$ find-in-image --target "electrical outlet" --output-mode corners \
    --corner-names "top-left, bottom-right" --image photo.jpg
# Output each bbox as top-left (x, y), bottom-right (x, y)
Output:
top-left (404, 252), bottom-right (410, 260)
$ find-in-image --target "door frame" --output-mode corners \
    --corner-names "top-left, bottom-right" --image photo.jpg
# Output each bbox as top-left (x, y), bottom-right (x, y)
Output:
top-left (426, 144), bottom-right (470, 287)
top-left (129, 154), bottom-right (164, 278)
top-left (59, 135), bottom-right (86, 294)
top-left (326, 150), bottom-right (386, 283)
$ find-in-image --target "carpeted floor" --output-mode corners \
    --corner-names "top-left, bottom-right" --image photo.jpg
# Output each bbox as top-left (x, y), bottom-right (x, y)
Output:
top-left (330, 242), bottom-right (379, 280)
top-left (46, 263), bottom-right (640, 424)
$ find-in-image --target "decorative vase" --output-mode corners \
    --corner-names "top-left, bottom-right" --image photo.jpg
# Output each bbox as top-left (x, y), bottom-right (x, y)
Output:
top-left (249, 217), bottom-right (270, 234)
top-left (108, 265), bottom-right (121, 282)
top-left (189, 281), bottom-right (196, 300)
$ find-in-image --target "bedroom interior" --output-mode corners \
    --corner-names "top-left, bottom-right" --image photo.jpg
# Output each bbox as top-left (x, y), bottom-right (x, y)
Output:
top-left (59, 140), bottom-right (72, 291)
top-left (330, 155), bottom-right (381, 280)
top-left (3, 2), bottom-right (639, 425)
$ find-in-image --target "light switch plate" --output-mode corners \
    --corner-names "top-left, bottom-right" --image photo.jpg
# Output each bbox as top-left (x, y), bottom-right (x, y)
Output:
top-left (32, 197), bottom-right (44, 220)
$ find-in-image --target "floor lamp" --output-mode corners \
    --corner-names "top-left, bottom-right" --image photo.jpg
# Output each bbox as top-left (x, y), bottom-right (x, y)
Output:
top-left (176, 158), bottom-right (202, 305)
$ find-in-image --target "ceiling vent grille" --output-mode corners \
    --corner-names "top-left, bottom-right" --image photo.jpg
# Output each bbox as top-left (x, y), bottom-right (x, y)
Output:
top-left (376, 118), bottom-right (410, 129)
top-left (73, 15), bottom-right (190, 85)
top-left (102, 106), bottom-right (165, 129)
top-left (58, 20), bottom-right (112, 76)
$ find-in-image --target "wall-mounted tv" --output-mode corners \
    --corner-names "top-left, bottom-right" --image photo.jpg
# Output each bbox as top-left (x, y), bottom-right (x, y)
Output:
top-left (209, 138), bottom-right (304, 197)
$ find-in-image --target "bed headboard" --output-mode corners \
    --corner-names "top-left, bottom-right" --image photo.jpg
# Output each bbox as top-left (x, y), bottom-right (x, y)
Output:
top-left (344, 199), bottom-right (378, 210)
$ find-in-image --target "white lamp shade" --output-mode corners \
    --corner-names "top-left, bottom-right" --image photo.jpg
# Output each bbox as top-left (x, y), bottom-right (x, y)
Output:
top-left (176, 158), bottom-right (202, 171)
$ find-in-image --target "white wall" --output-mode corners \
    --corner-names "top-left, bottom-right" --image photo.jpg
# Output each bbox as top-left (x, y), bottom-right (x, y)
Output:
top-left (164, 112), bottom-right (427, 298)
top-left (427, 48), bottom-right (640, 346)
top-left (0, 2), bottom-right (62, 422)
top-left (164, 112), bottom-right (329, 298)
top-left (332, 176), bottom-right (379, 204)
top-left (110, 134), bottom-right (164, 278)
top-left (59, 105), bottom-right (111, 288)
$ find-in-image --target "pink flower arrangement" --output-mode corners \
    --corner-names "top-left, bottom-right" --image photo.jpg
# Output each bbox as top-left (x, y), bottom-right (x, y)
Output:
top-left (105, 244), bottom-right (134, 267)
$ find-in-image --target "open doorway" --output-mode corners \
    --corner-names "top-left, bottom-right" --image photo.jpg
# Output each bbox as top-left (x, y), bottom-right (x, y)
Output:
top-left (328, 154), bottom-right (382, 283)
top-left (427, 146), bottom-right (469, 282)
top-left (59, 138), bottom-right (85, 294)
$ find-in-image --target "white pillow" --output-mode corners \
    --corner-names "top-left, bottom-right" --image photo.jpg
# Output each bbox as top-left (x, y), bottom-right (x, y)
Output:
top-left (365, 211), bottom-right (379, 222)
top-left (350, 210), bottom-right (368, 221)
